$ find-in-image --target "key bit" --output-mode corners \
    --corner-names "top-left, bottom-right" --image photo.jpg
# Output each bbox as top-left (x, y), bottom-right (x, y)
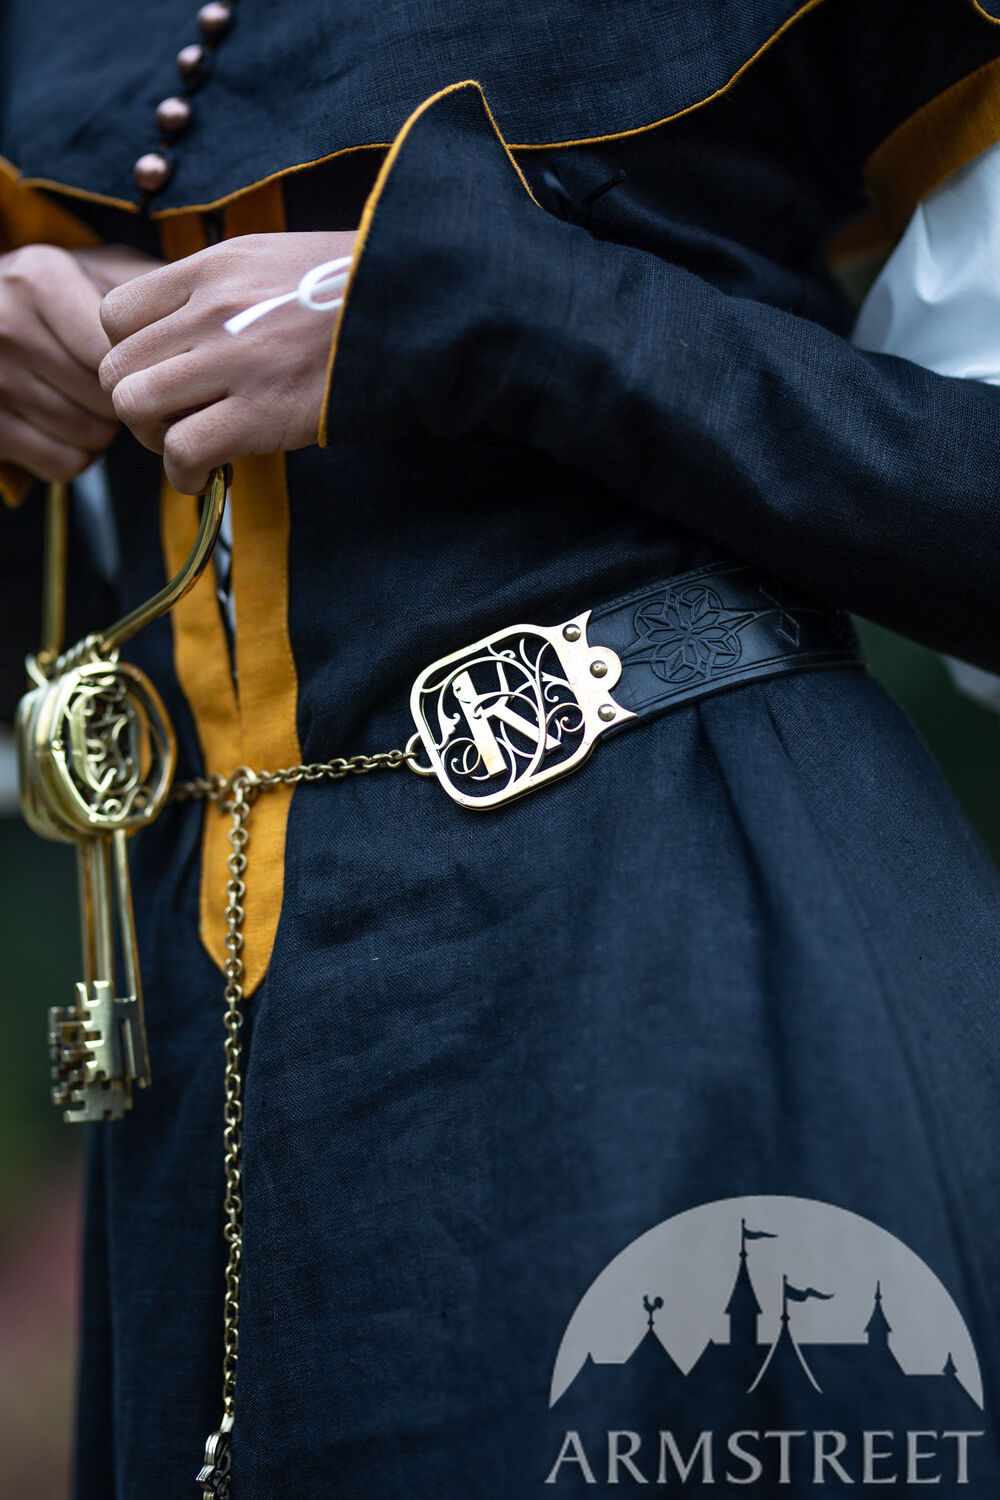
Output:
top-left (79, 979), bottom-right (122, 1085)
top-left (62, 1076), bottom-right (131, 1124)
top-left (48, 1003), bottom-right (131, 1123)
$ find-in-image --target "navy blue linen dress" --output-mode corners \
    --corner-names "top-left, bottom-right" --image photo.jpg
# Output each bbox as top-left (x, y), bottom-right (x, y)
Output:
top-left (3, 0), bottom-right (1000, 1493)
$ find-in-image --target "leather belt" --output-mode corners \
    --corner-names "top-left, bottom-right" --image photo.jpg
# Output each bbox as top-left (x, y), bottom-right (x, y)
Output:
top-left (408, 560), bottom-right (862, 810)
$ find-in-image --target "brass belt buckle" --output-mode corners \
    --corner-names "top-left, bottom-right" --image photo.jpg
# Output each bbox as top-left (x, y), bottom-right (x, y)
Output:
top-left (409, 612), bottom-right (634, 809)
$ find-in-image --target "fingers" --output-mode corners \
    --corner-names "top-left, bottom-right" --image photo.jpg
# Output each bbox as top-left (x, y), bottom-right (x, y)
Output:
top-left (98, 240), bottom-right (267, 386)
top-left (97, 232), bottom-right (357, 485)
top-left (7, 371), bottom-right (118, 451)
top-left (0, 245), bottom-right (120, 477)
top-left (20, 322), bottom-right (118, 419)
top-left (100, 258), bottom-right (192, 345)
top-left (0, 244), bottom-right (112, 376)
top-left (163, 399), bottom-right (253, 494)
top-left (14, 248), bottom-right (116, 371)
top-left (0, 405), bottom-right (93, 483)
top-left (98, 305), bottom-right (198, 397)
top-left (99, 233), bottom-right (353, 355)
top-left (109, 352), bottom-right (227, 454)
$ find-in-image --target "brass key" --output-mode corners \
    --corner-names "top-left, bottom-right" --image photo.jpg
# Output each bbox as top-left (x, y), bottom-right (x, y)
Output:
top-left (50, 839), bottom-right (132, 1122)
top-left (22, 659), bottom-right (175, 1118)
top-left (48, 833), bottom-right (149, 1122)
top-left (15, 470), bottom-right (227, 1122)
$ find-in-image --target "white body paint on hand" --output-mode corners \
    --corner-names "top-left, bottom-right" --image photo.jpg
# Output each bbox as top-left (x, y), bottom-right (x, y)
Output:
top-left (223, 255), bottom-right (353, 335)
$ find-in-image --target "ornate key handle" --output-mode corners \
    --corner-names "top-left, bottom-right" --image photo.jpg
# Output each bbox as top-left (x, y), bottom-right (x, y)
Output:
top-left (16, 467), bottom-right (228, 1122)
top-left (101, 467), bottom-right (227, 659)
top-left (28, 464), bottom-right (228, 686)
top-left (19, 467), bottom-right (227, 840)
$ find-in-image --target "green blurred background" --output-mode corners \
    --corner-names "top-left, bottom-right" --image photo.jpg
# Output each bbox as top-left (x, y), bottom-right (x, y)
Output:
top-left (0, 821), bottom-right (80, 1227)
top-left (1, 619), bottom-right (999, 1497)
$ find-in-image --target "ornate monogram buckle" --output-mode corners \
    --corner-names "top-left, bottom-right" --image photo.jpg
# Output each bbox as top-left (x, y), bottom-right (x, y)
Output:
top-left (409, 613), bottom-right (634, 809)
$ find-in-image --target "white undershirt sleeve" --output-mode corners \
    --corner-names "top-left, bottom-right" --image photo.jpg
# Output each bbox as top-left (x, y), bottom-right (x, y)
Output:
top-left (853, 137), bottom-right (1000, 708)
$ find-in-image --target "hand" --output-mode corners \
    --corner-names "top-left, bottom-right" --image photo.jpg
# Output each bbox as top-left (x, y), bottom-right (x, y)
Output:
top-left (0, 244), bottom-right (158, 482)
top-left (98, 231), bottom-right (358, 494)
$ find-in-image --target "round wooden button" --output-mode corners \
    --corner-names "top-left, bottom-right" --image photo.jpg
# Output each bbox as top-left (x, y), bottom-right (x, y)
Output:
top-left (133, 152), bottom-right (172, 193)
top-left (155, 96), bottom-right (193, 135)
top-left (176, 43), bottom-right (205, 80)
top-left (197, 2), bottom-right (231, 38)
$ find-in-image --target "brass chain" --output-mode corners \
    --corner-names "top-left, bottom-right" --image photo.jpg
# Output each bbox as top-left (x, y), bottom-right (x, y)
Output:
top-left (171, 743), bottom-right (429, 806)
top-left (174, 744), bottom-right (428, 1423)
top-left (220, 771), bottom-right (251, 1415)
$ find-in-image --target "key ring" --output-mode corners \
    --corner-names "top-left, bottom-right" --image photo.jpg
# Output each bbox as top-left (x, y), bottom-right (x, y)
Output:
top-left (30, 464), bottom-right (229, 683)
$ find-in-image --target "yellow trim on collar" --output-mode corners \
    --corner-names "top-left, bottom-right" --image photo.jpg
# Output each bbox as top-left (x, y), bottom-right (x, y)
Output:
top-left (509, 0), bottom-right (829, 150)
top-left (154, 142), bottom-right (389, 219)
top-left (0, 155), bottom-right (106, 245)
top-left (1, 0), bottom-right (832, 219)
top-left (5, 144), bottom-right (390, 221)
top-left (9, 0), bottom-right (1000, 224)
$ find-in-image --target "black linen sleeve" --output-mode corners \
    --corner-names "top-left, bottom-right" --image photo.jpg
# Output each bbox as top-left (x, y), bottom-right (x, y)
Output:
top-left (320, 82), bottom-right (1000, 672)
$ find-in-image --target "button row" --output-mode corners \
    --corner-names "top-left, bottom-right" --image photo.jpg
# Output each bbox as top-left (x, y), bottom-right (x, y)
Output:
top-left (133, 2), bottom-right (238, 195)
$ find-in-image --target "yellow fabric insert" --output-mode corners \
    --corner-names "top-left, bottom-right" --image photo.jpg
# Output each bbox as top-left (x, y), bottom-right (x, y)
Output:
top-left (865, 54), bottom-right (1000, 241)
top-left (0, 157), bottom-right (102, 253)
top-left (158, 193), bottom-right (301, 995)
top-left (0, 463), bottom-right (32, 508)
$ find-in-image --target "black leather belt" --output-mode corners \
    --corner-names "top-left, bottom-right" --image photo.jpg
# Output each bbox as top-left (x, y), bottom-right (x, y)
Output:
top-left (408, 560), bottom-right (862, 810)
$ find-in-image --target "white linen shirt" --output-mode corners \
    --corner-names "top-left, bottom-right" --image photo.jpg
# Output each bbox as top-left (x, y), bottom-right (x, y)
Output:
top-left (854, 138), bottom-right (1000, 709)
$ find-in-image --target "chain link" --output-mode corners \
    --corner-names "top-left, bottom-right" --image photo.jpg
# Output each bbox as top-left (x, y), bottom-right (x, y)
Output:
top-left (220, 771), bottom-right (251, 1415)
top-left (176, 742), bottom-right (428, 1419)
top-left (171, 742), bottom-right (429, 807)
